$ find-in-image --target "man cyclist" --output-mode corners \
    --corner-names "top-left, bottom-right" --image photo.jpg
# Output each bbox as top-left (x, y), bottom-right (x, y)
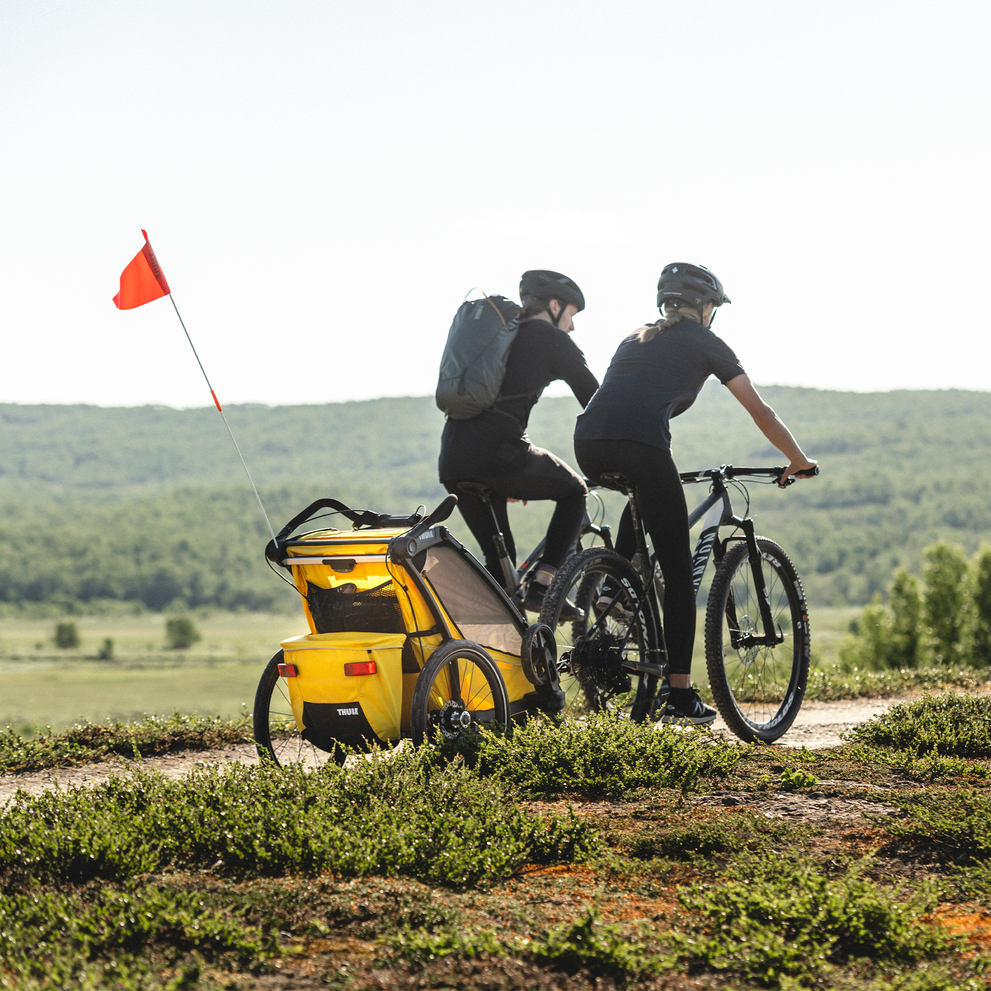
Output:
top-left (574, 263), bottom-right (817, 724)
top-left (439, 270), bottom-right (598, 618)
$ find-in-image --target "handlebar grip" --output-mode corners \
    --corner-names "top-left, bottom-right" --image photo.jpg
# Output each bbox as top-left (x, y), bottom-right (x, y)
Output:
top-left (778, 465), bottom-right (820, 486)
top-left (404, 494), bottom-right (458, 542)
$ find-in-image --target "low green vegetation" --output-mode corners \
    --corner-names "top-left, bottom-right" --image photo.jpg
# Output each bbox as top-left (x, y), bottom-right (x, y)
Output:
top-left (164, 615), bottom-right (202, 650)
top-left (5, 700), bottom-right (991, 988)
top-left (847, 693), bottom-right (991, 758)
top-left (53, 621), bottom-right (80, 649)
top-left (0, 712), bottom-right (252, 774)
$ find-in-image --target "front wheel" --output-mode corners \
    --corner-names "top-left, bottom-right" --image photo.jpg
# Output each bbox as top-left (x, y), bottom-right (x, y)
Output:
top-left (704, 538), bottom-right (810, 743)
top-left (410, 639), bottom-right (510, 746)
top-left (539, 548), bottom-right (661, 722)
top-left (253, 650), bottom-right (344, 768)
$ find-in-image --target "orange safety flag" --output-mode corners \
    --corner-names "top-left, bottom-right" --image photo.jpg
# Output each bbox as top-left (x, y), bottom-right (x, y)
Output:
top-left (112, 230), bottom-right (171, 309)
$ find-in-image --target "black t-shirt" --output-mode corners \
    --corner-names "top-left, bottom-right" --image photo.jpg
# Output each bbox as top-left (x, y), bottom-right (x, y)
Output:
top-left (574, 319), bottom-right (746, 452)
top-left (439, 318), bottom-right (599, 481)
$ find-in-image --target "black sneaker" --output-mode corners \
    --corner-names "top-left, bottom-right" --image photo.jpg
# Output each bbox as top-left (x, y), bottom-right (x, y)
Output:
top-left (523, 582), bottom-right (585, 623)
top-left (595, 581), bottom-right (633, 621)
top-left (660, 688), bottom-right (717, 726)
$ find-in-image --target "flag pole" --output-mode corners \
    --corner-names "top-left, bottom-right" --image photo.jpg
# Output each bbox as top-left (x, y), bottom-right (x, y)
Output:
top-left (169, 295), bottom-right (277, 544)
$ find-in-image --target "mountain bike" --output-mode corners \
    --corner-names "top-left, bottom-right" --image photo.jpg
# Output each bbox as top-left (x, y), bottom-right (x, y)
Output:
top-left (537, 465), bottom-right (816, 743)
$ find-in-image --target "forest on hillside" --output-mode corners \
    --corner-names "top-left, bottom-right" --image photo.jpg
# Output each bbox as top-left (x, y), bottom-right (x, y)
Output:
top-left (1, 386), bottom-right (989, 613)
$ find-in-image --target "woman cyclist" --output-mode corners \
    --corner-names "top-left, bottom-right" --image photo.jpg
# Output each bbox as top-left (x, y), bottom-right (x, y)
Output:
top-left (439, 270), bottom-right (599, 618)
top-left (573, 263), bottom-right (817, 724)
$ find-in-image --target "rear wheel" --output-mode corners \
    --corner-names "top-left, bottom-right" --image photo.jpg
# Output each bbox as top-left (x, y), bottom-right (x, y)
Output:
top-left (410, 639), bottom-right (510, 746)
top-left (253, 650), bottom-right (343, 768)
top-left (704, 538), bottom-right (810, 743)
top-left (539, 548), bottom-right (661, 722)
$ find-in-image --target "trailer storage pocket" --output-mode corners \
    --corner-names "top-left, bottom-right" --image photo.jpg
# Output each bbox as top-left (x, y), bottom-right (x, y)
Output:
top-left (279, 631), bottom-right (406, 753)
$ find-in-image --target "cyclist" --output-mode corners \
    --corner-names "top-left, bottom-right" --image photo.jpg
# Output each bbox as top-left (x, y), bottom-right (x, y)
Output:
top-left (439, 270), bottom-right (599, 618)
top-left (573, 262), bottom-right (817, 724)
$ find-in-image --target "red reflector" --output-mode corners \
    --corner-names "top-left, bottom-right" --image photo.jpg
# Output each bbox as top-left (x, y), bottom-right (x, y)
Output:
top-left (344, 661), bottom-right (377, 677)
top-left (277, 664), bottom-right (297, 678)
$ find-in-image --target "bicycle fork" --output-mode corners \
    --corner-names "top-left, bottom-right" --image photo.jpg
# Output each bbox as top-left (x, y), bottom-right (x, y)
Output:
top-left (693, 489), bottom-right (783, 650)
top-left (724, 514), bottom-right (785, 649)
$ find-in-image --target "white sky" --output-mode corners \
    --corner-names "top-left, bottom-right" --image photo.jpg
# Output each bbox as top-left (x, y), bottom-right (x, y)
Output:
top-left (2, 0), bottom-right (989, 408)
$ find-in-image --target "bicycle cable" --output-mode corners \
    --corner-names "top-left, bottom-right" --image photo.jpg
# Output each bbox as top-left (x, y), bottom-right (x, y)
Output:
top-left (587, 488), bottom-right (607, 527)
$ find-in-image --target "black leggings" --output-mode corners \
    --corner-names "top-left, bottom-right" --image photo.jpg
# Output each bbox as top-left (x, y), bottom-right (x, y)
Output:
top-left (444, 446), bottom-right (587, 589)
top-left (574, 438), bottom-right (695, 676)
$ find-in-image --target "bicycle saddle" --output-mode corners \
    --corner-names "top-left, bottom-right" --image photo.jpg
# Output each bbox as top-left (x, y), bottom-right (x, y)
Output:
top-left (595, 472), bottom-right (634, 494)
top-left (456, 481), bottom-right (496, 499)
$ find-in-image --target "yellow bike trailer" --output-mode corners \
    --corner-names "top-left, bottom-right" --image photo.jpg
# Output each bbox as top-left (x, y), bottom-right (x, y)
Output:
top-left (253, 495), bottom-right (559, 766)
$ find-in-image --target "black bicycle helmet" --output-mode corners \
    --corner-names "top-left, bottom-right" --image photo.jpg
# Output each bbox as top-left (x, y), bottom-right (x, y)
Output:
top-left (656, 263), bottom-right (731, 310)
top-left (519, 270), bottom-right (586, 312)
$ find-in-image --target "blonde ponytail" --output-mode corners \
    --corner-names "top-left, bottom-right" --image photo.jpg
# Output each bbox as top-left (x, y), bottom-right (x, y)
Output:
top-left (637, 302), bottom-right (701, 343)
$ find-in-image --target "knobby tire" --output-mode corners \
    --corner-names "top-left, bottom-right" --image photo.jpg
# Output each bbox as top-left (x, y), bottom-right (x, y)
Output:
top-left (538, 547), bottom-right (660, 722)
top-left (704, 538), bottom-right (810, 743)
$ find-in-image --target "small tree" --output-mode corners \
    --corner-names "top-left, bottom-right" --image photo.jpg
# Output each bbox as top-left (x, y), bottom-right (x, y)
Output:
top-left (839, 596), bottom-right (893, 670)
top-left (973, 546), bottom-right (991, 666)
top-left (888, 569), bottom-right (922, 668)
top-left (54, 621), bottom-right (80, 650)
top-left (165, 616), bottom-right (202, 650)
top-left (923, 542), bottom-right (971, 665)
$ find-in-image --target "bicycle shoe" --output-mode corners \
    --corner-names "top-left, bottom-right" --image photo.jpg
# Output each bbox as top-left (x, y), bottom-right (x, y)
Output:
top-left (660, 687), bottom-right (717, 726)
top-left (595, 581), bottom-right (633, 621)
top-left (523, 582), bottom-right (585, 623)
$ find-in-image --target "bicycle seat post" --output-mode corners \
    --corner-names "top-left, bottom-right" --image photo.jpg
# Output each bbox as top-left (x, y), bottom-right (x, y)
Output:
top-left (456, 482), bottom-right (519, 593)
top-left (598, 473), bottom-right (654, 591)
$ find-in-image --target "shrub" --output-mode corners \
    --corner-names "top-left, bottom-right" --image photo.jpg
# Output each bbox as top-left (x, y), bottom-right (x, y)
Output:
top-left (97, 637), bottom-right (114, 660)
top-left (973, 545), bottom-right (991, 666)
top-left (165, 615), bottom-right (201, 650)
top-left (923, 543), bottom-right (971, 665)
top-left (53, 621), bottom-right (80, 650)
top-left (889, 568), bottom-right (923, 667)
top-left (839, 596), bottom-right (892, 670)
top-left (847, 693), bottom-right (991, 760)
top-left (842, 542), bottom-right (983, 671)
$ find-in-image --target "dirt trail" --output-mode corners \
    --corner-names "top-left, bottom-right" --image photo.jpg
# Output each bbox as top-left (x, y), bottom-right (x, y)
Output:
top-left (0, 695), bottom-right (906, 805)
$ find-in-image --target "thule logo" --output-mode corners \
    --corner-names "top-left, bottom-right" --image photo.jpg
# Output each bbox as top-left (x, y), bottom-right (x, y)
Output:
top-left (337, 706), bottom-right (360, 716)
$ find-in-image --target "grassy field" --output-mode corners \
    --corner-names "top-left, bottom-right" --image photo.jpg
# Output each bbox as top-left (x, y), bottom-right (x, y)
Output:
top-left (1, 607), bottom-right (858, 733)
top-left (0, 612), bottom-right (307, 733)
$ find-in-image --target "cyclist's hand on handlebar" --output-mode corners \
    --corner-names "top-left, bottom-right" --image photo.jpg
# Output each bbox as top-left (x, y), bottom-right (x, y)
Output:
top-left (778, 459), bottom-right (819, 487)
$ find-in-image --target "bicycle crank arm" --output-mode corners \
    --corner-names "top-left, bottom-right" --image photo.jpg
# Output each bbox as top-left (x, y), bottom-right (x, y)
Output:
top-left (620, 660), bottom-right (666, 677)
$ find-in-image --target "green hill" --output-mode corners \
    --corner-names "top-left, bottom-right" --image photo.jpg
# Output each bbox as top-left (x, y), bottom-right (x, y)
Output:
top-left (1, 386), bottom-right (989, 612)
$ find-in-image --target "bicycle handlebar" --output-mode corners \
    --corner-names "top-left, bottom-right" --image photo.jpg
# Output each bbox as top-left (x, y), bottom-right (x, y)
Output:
top-left (680, 465), bottom-right (820, 485)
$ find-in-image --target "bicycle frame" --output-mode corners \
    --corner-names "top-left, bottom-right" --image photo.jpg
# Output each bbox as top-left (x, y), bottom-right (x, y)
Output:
top-left (457, 482), bottom-right (613, 598)
top-left (682, 467), bottom-right (786, 648)
top-left (617, 466), bottom-right (788, 657)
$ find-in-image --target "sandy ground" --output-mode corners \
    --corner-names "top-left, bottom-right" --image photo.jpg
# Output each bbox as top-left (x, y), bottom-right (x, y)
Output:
top-left (711, 695), bottom-right (900, 750)
top-left (0, 695), bottom-right (906, 806)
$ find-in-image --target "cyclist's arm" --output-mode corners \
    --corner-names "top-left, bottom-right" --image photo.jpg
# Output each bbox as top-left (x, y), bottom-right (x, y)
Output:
top-left (553, 334), bottom-right (599, 407)
top-left (724, 374), bottom-right (817, 485)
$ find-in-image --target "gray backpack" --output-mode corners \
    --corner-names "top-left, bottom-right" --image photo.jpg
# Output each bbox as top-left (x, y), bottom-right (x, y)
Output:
top-left (435, 293), bottom-right (522, 420)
